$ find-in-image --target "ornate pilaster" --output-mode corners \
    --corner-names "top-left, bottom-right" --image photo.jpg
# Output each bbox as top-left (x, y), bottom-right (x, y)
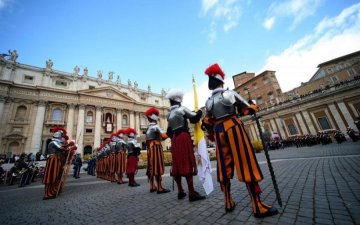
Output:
top-left (30, 101), bottom-right (47, 153)
top-left (295, 112), bottom-right (308, 135)
top-left (75, 104), bottom-right (85, 155)
top-left (301, 111), bottom-right (317, 135)
top-left (66, 104), bottom-right (76, 140)
top-left (94, 106), bottom-right (102, 148)
top-left (116, 108), bottom-right (122, 130)
top-left (337, 102), bottom-right (357, 131)
top-left (130, 110), bottom-right (135, 128)
top-left (135, 112), bottom-right (140, 134)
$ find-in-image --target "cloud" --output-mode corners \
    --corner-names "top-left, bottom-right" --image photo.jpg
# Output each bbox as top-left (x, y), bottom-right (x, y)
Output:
top-left (263, 16), bottom-right (275, 30)
top-left (264, 0), bottom-right (325, 30)
top-left (259, 2), bottom-right (360, 92)
top-left (200, 0), bottom-right (241, 43)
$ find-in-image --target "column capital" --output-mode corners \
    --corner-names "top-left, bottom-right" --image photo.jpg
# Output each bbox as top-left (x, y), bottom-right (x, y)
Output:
top-left (78, 104), bottom-right (86, 110)
top-left (68, 103), bottom-right (76, 109)
top-left (37, 100), bottom-right (47, 106)
top-left (96, 105), bottom-right (102, 111)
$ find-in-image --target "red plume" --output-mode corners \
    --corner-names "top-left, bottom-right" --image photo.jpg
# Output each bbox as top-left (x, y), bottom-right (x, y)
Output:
top-left (50, 127), bottom-right (68, 136)
top-left (204, 63), bottom-right (225, 79)
top-left (125, 128), bottom-right (137, 135)
top-left (116, 129), bottom-right (125, 135)
top-left (144, 107), bottom-right (160, 117)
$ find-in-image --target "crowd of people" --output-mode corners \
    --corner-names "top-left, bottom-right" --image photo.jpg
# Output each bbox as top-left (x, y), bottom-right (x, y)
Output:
top-left (265, 128), bottom-right (358, 150)
top-left (0, 153), bottom-right (43, 187)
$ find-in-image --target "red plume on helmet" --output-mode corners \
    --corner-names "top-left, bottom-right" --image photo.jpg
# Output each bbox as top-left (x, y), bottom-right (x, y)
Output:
top-left (50, 127), bottom-right (67, 135)
top-left (205, 63), bottom-right (225, 82)
top-left (116, 129), bottom-right (125, 135)
top-left (125, 128), bottom-right (137, 136)
top-left (144, 107), bottom-right (160, 117)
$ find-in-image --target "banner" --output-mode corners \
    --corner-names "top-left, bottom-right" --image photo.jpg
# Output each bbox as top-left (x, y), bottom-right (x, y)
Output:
top-left (192, 76), bottom-right (213, 195)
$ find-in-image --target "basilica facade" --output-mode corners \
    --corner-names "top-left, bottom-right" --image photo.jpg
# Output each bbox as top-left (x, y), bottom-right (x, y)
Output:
top-left (0, 52), bottom-right (170, 157)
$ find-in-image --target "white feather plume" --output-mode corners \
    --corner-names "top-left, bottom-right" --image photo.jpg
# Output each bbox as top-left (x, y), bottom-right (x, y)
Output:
top-left (165, 88), bottom-right (184, 102)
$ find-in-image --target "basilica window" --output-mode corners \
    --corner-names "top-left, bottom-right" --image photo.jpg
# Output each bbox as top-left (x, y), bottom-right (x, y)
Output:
top-left (287, 124), bottom-right (298, 135)
top-left (122, 115), bottom-right (128, 126)
top-left (140, 116), bottom-right (147, 128)
top-left (317, 117), bottom-right (332, 130)
top-left (86, 111), bottom-right (94, 123)
top-left (15, 105), bottom-right (27, 121)
top-left (52, 108), bottom-right (63, 121)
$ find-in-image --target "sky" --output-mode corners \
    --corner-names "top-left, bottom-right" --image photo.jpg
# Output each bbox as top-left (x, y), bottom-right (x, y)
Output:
top-left (0, 0), bottom-right (359, 109)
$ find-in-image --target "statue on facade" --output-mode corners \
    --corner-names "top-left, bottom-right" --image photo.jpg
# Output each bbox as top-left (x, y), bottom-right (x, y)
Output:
top-left (148, 85), bottom-right (151, 94)
top-left (116, 75), bottom-right (121, 84)
top-left (83, 67), bottom-right (88, 77)
top-left (128, 79), bottom-right (132, 88)
top-left (46, 59), bottom-right (53, 69)
top-left (108, 71), bottom-right (114, 81)
top-left (9, 50), bottom-right (18, 62)
top-left (161, 88), bottom-right (166, 97)
top-left (97, 70), bottom-right (103, 79)
top-left (74, 65), bottom-right (80, 78)
top-left (134, 81), bottom-right (138, 92)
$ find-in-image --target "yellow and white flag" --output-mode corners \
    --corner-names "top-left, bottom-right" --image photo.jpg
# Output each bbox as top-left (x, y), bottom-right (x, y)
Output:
top-left (193, 76), bottom-right (213, 195)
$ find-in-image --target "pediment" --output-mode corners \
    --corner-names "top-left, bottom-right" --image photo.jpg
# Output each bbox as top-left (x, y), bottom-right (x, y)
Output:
top-left (3, 133), bottom-right (27, 139)
top-left (78, 86), bottom-right (135, 102)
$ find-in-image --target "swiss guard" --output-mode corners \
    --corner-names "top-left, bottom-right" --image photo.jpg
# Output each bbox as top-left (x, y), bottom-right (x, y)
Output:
top-left (202, 63), bottom-right (278, 217)
top-left (43, 127), bottom-right (72, 200)
top-left (166, 89), bottom-right (206, 202)
top-left (109, 133), bottom-right (118, 182)
top-left (125, 128), bottom-right (141, 187)
top-left (116, 129), bottom-right (128, 184)
top-left (144, 107), bottom-right (170, 194)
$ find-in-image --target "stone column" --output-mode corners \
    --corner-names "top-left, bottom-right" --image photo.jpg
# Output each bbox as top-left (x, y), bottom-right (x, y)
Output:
top-left (301, 111), bottom-right (317, 135)
top-left (116, 108), bottom-right (122, 130)
top-left (130, 110), bottom-right (135, 128)
top-left (30, 101), bottom-right (47, 153)
top-left (0, 97), bottom-right (5, 121)
top-left (94, 106), bottom-right (102, 148)
top-left (250, 123), bottom-right (259, 141)
top-left (135, 112), bottom-right (140, 133)
top-left (337, 102), bottom-right (358, 131)
top-left (275, 118), bottom-right (287, 139)
top-left (66, 104), bottom-right (75, 140)
top-left (75, 104), bottom-right (85, 155)
top-left (328, 103), bottom-right (347, 134)
top-left (295, 112), bottom-right (308, 135)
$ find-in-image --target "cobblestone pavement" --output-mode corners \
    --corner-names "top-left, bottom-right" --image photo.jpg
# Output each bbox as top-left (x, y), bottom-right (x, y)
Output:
top-left (1, 142), bottom-right (360, 225)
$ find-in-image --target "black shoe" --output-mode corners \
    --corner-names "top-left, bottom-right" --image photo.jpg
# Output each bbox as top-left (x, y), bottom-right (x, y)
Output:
top-left (129, 182), bottom-right (140, 187)
top-left (225, 202), bottom-right (236, 213)
top-left (43, 196), bottom-right (56, 200)
top-left (254, 207), bottom-right (279, 218)
top-left (189, 192), bottom-right (206, 202)
top-left (157, 189), bottom-right (170, 194)
top-left (178, 192), bottom-right (187, 200)
top-left (150, 188), bottom-right (157, 193)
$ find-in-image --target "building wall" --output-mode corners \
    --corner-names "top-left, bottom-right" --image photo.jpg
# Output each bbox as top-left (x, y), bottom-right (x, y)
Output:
top-left (234, 70), bottom-right (282, 109)
top-left (242, 77), bottom-right (360, 142)
top-left (232, 72), bottom-right (255, 88)
top-left (0, 57), bottom-right (170, 157)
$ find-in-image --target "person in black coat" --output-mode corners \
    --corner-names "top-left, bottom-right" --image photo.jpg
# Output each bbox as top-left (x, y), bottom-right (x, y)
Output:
top-left (73, 154), bottom-right (82, 179)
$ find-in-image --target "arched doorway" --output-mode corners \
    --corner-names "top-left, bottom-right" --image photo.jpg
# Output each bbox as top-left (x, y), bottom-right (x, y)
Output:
top-left (8, 142), bottom-right (20, 157)
top-left (84, 145), bottom-right (92, 155)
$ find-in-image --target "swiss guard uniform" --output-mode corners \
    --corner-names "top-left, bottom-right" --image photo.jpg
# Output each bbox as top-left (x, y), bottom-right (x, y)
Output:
top-left (125, 128), bottom-right (141, 187)
top-left (109, 133), bottom-right (118, 182)
top-left (166, 89), bottom-right (205, 202)
top-left (116, 129), bottom-right (128, 184)
top-left (202, 64), bottom-right (278, 217)
top-left (144, 107), bottom-right (170, 194)
top-left (43, 127), bottom-right (66, 200)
